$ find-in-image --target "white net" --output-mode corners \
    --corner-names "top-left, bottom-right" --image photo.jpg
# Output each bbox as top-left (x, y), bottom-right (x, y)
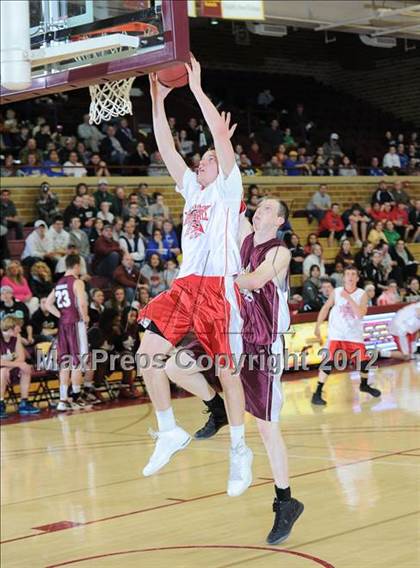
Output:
top-left (88, 77), bottom-right (135, 124)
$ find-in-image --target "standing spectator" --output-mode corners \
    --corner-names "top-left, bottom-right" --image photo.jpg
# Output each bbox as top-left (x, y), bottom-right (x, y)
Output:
top-left (368, 157), bottom-right (384, 176)
top-left (21, 221), bottom-right (53, 266)
top-left (63, 151), bottom-right (87, 177)
top-left (391, 181), bottom-right (410, 205)
top-left (288, 233), bottom-right (305, 274)
top-left (100, 125), bottom-right (128, 166)
top-left (338, 156), bottom-right (357, 176)
top-left (93, 179), bottom-right (116, 211)
top-left (322, 133), bottom-right (343, 162)
top-left (140, 253), bottom-right (166, 297)
top-left (149, 193), bottom-right (171, 222)
top-left (68, 217), bottom-right (90, 259)
top-left (28, 261), bottom-right (53, 299)
top-left (383, 146), bottom-right (401, 174)
top-left (1, 261), bottom-right (39, 315)
top-left (335, 239), bottom-right (355, 266)
top-left (302, 244), bottom-right (326, 280)
top-left (77, 114), bottom-right (105, 152)
top-left (0, 189), bottom-right (24, 239)
top-left (113, 253), bottom-right (148, 304)
top-left (302, 265), bottom-right (323, 312)
top-left (119, 217), bottom-right (146, 265)
top-left (36, 182), bottom-right (60, 224)
top-left (390, 240), bottom-right (418, 285)
top-left (306, 184), bottom-right (331, 223)
top-left (383, 221), bottom-right (400, 247)
top-left (367, 221), bottom-right (386, 247)
top-left (377, 281), bottom-right (401, 306)
top-left (317, 203), bottom-right (345, 246)
top-left (92, 222), bottom-right (122, 276)
top-left (128, 142), bottom-right (151, 175)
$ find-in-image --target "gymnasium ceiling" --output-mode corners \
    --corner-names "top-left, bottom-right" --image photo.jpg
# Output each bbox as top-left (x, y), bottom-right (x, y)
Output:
top-left (263, 1), bottom-right (420, 40)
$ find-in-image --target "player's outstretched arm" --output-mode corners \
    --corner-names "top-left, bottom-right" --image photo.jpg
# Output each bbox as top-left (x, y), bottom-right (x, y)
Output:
top-left (236, 247), bottom-right (291, 291)
top-left (186, 54), bottom-right (237, 178)
top-left (45, 289), bottom-right (61, 319)
top-left (149, 73), bottom-right (187, 188)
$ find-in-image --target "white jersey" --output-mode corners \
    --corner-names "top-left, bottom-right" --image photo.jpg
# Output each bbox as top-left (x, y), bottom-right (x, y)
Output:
top-left (176, 165), bottom-right (242, 278)
top-left (328, 287), bottom-right (365, 342)
top-left (388, 302), bottom-right (420, 336)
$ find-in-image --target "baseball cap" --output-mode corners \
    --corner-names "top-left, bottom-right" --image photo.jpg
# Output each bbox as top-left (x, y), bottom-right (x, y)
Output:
top-left (0, 285), bottom-right (13, 294)
top-left (98, 178), bottom-right (109, 186)
top-left (331, 133), bottom-right (339, 140)
top-left (34, 220), bottom-right (47, 228)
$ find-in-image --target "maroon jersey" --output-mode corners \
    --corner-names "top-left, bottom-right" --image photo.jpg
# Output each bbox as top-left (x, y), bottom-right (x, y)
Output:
top-left (55, 275), bottom-right (80, 324)
top-left (0, 333), bottom-right (17, 360)
top-left (240, 234), bottom-right (290, 346)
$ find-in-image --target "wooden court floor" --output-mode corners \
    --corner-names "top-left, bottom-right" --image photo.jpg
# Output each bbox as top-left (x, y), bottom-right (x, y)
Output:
top-left (1, 361), bottom-right (419, 568)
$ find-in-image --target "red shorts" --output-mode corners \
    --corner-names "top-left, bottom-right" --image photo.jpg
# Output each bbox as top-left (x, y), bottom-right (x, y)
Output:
top-left (392, 332), bottom-right (417, 355)
top-left (328, 340), bottom-right (369, 362)
top-left (138, 275), bottom-right (243, 367)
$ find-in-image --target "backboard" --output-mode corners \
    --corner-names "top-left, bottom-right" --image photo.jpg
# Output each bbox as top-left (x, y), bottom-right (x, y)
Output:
top-left (0, 0), bottom-right (189, 103)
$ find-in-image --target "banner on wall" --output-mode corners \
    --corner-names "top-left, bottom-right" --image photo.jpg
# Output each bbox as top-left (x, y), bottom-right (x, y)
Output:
top-left (189, 0), bottom-right (265, 20)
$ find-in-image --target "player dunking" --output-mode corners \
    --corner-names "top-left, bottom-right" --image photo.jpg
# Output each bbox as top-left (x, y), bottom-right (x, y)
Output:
top-left (311, 266), bottom-right (381, 405)
top-left (46, 254), bottom-right (89, 410)
top-left (138, 55), bottom-right (253, 496)
top-left (165, 198), bottom-right (304, 544)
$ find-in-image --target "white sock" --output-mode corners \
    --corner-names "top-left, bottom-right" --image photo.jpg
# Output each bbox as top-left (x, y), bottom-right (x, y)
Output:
top-left (156, 407), bottom-right (176, 432)
top-left (72, 384), bottom-right (81, 394)
top-left (59, 385), bottom-right (68, 401)
top-left (230, 424), bottom-right (245, 447)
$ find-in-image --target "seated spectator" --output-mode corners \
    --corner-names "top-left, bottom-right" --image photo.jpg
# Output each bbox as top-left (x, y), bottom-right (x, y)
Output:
top-left (377, 280), bottom-right (401, 306)
top-left (93, 178), bottom-right (116, 211)
top-left (0, 316), bottom-right (40, 419)
top-left (77, 114), bottom-right (105, 152)
top-left (245, 195), bottom-right (259, 221)
top-left (81, 194), bottom-right (97, 229)
top-left (92, 222), bottom-right (122, 276)
top-left (97, 201), bottom-right (114, 224)
top-left (335, 239), bottom-right (354, 266)
top-left (42, 149), bottom-right (65, 177)
top-left (137, 287), bottom-right (151, 313)
top-left (113, 186), bottom-right (129, 218)
top-left (302, 265), bottom-right (323, 312)
top-left (88, 218), bottom-right (104, 250)
top-left (390, 239), bottom-right (418, 285)
top-left (64, 195), bottom-right (85, 227)
top-left (383, 220), bottom-right (401, 247)
top-left (248, 142), bottom-right (265, 168)
top-left (21, 153), bottom-right (44, 176)
top-left (390, 203), bottom-right (413, 240)
top-left (302, 243), bottom-right (326, 280)
top-left (119, 217), bottom-right (146, 265)
top-left (28, 261), bottom-right (53, 298)
top-left (317, 203), bottom-right (345, 246)
top-left (355, 241), bottom-right (374, 272)
top-left (100, 125), bottom-right (128, 166)
top-left (283, 150), bottom-right (309, 176)
top-left (113, 253), bottom-right (148, 304)
top-left (371, 181), bottom-right (394, 205)
top-left (288, 233), bottom-right (305, 274)
top-left (364, 283), bottom-right (376, 306)
top-left (338, 155), bottom-right (357, 176)
top-left (55, 244), bottom-right (90, 283)
top-left (391, 180), bottom-right (410, 205)
top-left (320, 277), bottom-right (335, 303)
top-left (88, 288), bottom-right (105, 326)
top-left (312, 155), bottom-right (327, 176)
top-left (163, 258), bottom-right (180, 289)
top-left (0, 189), bottom-right (24, 239)
top-left (1, 154), bottom-right (24, 178)
top-left (257, 89), bottom-right (274, 108)
top-left (68, 217), bottom-right (90, 259)
top-left (148, 151), bottom-right (169, 176)
top-left (347, 206), bottom-right (370, 246)
top-left (383, 146), bottom-right (401, 174)
top-left (368, 221), bottom-right (386, 247)
top-left (175, 129), bottom-right (195, 157)
top-left (322, 133), bottom-right (343, 162)
top-left (140, 253), bottom-right (166, 297)
top-left (377, 242), bottom-right (394, 279)
top-left (1, 260), bottom-right (39, 315)
top-left (409, 200), bottom-right (420, 242)
top-left (324, 157), bottom-right (337, 176)
top-left (105, 286), bottom-right (130, 317)
top-left (304, 233), bottom-right (320, 255)
top-left (330, 261), bottom-right (345, 287)
top-left (283, 128), bottom-right (295, 147)
top-left (76, 141), bottom-right (91, 166)
top-left (162, 220), bottom-right (181, 259)
top-left (146, 228), bottom-right (168, 260)
top-left (87, 154), bottom-right (110, 177)
top-left (362, 251), bottom-right (387, 296)
top-left (397, 143), bottom-right (409, 171)
top-left (36, 181), bottom-right (60, 224)
top-left (149, 193), bottom-right (171, 222)
top-left (405, 276), bottom-right (420, 303)
top-left (48, 215), bottom-right (70, 260)
top-left (368, 157), bottom-right (384, 176)
top-left (263, 155), bottom-right (284, 176)
top-left (238, 152), bottom-right (255, 175)
top-left (116, 118), bottom-right (136, 153)
top-left (0, 287), bottom-right (33, 348)
top-left (369, 202), bottom-right (387, 223)
top-left (21, 220), bottom-right (54, 267)
top-left (63, 151), bottom-right (87, 177)
top-left (306, 184), bottom-right (331, 223)
top-left (30, 297), bottom-right (59, 343)
top-left (128, 142), bottom-right (151, 175)
top-left (19, 137), bottom-right (43, 164)
top-left (75, 183), bottom-right (88, 197)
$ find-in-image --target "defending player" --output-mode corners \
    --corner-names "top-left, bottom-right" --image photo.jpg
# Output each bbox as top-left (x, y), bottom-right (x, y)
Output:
top-left (45, 254), bottom-right (89, 410)
top-left (311, 265), bottom-right (381, 406)
top-left (382, 302), bottom-right (420, 360)
top-left (166, 198), bottom-right (304, 544)
top-left (137, 55), bottom-right (252, 497)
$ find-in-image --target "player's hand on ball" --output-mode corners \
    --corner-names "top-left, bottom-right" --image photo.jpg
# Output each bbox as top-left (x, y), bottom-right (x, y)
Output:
top-left (185, 52), bottom-right (201, 93)
top-left (149, 72), bottom-right (172, 102)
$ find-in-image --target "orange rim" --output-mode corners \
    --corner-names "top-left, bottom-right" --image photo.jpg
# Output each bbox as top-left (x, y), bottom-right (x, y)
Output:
top-left (71, 22), bottom-right (159, 42)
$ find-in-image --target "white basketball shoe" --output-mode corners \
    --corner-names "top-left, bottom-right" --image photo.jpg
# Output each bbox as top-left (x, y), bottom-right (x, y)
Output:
top-left (227, 441), bottom-right (253, 497)
top-left (142, 426), bottom-right (192, 476)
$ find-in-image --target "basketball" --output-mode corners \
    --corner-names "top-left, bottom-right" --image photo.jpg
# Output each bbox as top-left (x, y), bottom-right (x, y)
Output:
top-left (157, 64), bottom-right (189, 88)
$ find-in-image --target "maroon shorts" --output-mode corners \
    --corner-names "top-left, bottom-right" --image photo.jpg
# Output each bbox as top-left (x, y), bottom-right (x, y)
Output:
top-left (2, 367), bottom-right (22, 384)
top-left (57, 321), bottom-right (88, 368)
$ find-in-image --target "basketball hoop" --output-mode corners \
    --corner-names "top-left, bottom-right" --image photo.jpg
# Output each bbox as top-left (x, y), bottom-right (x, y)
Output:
top-left (72, 22), bottom-right (158, 124)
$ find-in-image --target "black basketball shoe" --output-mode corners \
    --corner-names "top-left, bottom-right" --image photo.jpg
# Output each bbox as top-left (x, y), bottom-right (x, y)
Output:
top-left (266, 498), bottom-right (304, 545)
top-left (359, 383), bottom-right (381, 397)
top-left (311, 391), bottom-right (327, 405)
top-left (194, 407), bottom-right (229, 439)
